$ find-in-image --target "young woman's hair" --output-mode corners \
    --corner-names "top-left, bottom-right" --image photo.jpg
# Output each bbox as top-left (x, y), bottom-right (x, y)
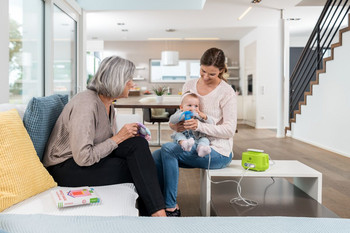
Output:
top-left (200, 47), bottom-right (228, 81)
top-left (87, 56), bottom-right (135, 98)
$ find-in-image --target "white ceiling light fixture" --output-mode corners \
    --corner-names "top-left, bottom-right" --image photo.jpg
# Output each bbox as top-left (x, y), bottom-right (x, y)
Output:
top-left (161, 51), bottom-right (179, 66)
top-left (184, 38), bottom-right (220, 40)
top-left (148, 38), bottom-right (182, 40)
top-left (161, 29), bottom-right (179, 66)
top-left (238, 0), bottom-right (262, 21)
top-left (238, 6), bottom-right (252, 21)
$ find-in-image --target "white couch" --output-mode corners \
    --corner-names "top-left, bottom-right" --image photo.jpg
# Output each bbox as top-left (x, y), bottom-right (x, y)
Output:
top-left (0, 103), bottom-right (140, 217)
top-left (1, 104), bottom-right (350, 233)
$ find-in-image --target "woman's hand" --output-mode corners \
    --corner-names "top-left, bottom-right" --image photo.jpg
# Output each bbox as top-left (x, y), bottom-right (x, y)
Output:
top-left (183, 118), bottom-right (198, 130)
top-left (169, 122), bottom-right (186, 132)
top-left (111, 123), bottom-right (139, 144)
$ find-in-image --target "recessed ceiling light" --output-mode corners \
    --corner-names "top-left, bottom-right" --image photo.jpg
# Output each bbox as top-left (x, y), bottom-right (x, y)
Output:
top-left (287, 18), bottom-right (301, 21)
top-left (117, 22), bottom-right (125, 26)
top-left (184, 38), bottom-right (220, 41)
top-left (251, 0), bottom-right (261, 3)
top-left (238, 6), bottom-right (252, 21)
top-left (121, 29), bottom-right (128, 32)
top-left (165, 29), bottom-right (176, 32)
top-left (148, 38), bottom-right (182, 40)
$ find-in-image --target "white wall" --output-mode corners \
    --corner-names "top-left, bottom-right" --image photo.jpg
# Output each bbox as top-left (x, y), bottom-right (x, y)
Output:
top-left (291, 31), bottom-right (350, 158)
top-left (103, 40), bottom-right (239, 93)
top-left (0, 0), bottom-right (9, 103)
top-left (240, 27), bottom-right (282, 129)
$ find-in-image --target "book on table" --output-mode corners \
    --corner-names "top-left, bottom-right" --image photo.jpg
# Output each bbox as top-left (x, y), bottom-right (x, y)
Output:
top-left (51, 187), bottom-right (101, 208)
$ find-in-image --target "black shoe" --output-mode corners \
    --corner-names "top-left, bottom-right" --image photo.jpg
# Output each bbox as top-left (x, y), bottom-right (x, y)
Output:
top-left (165, 208), bottom-right (181, 217)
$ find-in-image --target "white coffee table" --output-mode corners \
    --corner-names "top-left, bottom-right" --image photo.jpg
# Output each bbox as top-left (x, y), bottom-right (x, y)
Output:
top-left (200, 160), bottom-right (322, 216)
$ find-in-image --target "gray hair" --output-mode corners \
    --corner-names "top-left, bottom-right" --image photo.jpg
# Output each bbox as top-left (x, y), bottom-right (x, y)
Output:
top-left (87, 56), bottom-right (135, 98)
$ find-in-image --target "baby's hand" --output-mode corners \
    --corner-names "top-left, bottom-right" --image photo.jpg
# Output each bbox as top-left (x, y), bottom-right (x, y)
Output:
top-left (197, 110), bottom-right (207, 120)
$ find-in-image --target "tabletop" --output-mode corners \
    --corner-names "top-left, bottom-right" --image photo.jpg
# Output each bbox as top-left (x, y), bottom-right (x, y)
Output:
top-left (113, 95), bottom-right (181, 109)
top-left (207, 160), bottom-right (322, 178)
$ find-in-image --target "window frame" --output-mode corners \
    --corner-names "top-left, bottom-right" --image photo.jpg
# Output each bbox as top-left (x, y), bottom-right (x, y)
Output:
top-left (44, 0), bottom-right (81, 97)
top-left (149, 59), bottom-right (200, 83)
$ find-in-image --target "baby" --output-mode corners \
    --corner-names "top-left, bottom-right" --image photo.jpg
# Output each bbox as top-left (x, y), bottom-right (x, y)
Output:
top-left (169, 92), bottom-right (214, 157)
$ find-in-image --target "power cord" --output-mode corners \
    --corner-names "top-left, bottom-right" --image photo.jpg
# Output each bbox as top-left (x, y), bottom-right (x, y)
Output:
top-left (206, 152), bottom-right (276, 207)
top-left (207, 152), bottom-right (258, 207)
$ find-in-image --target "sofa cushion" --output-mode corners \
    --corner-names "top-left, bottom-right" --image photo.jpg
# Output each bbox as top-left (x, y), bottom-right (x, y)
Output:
top-left (0, 109), bottom-right (57, 212)
top-left (23, 94), bottom-right (68, 161)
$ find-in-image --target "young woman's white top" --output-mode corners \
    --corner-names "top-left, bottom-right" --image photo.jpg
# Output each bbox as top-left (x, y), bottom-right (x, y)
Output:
top-left (182, 79), bottom-right (237, 157)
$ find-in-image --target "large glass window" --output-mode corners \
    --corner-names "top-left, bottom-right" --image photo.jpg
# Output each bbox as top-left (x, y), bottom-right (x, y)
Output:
top-left (52, 5), bottom-right (77, 97)
top-left (150, 59), bottom-right (200, 83)
top-left (86, 51), bottom-right (102, 85)
top-left (9, 0), bottom-right (44, 104)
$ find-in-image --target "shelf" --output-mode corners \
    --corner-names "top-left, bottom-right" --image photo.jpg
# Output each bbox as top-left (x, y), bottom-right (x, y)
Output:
top-left (227, 66), bottom-right (240, 70)
top-left (227, 77), bottom-right (240, 80)
top-left (132, 78), bottom-right (145, 81)
top-left (136, 66), bottom-right (146, 70)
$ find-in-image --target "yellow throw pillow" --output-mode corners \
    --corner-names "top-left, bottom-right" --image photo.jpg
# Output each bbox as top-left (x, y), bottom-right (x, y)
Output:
top-left (0, 109), bottom-right (57, 212)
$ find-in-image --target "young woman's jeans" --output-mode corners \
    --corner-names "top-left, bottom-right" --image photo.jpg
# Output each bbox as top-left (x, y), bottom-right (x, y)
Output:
top-left (152, 142), bottom-right (233, 208)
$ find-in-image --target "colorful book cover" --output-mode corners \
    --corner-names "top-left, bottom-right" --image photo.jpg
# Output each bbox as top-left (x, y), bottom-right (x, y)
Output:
top-left (51, 187), bottom-right (101, 208)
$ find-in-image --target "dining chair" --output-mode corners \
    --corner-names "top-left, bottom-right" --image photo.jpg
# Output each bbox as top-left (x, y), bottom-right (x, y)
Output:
top-left (142, 108), bottom-right (176, 146)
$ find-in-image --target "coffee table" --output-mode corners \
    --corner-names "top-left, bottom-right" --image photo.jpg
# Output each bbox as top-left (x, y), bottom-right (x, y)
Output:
top-left (210, 177), bottom-right (337, 217)
top-left (200, 160), bottom-right (322, 216)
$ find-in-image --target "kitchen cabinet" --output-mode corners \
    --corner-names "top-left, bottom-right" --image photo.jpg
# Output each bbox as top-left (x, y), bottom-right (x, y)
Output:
top-left (227, 66), bottom-right (240, 94)
top-left (236, 95), bottom-right (243, 120)
top-left (227, 66), bottom-right (239, 80)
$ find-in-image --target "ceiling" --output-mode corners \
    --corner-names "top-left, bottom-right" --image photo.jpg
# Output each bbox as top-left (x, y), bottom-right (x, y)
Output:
top-left (83, 0), bottom-right (327, 41)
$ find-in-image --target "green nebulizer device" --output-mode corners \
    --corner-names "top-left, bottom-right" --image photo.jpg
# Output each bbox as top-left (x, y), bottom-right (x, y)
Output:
top-left (242, 149), bottom-right (269, 171)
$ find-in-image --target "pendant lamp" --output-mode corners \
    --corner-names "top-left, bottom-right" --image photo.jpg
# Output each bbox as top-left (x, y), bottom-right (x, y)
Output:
top-left (161, 51), bottom-right (179, 66)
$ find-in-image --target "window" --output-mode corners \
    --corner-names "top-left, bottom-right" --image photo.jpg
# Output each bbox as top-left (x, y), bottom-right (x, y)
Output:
top-left (8, 0), bottom-right (80, 103)
top-left (52, 4), bottom-right (77, 98)
top-left (86, 52), bottom-right (102, 85)
top-left (9, 0), bottom-right (44, 104)
top-left (150, 59), bottom-right (200, 83)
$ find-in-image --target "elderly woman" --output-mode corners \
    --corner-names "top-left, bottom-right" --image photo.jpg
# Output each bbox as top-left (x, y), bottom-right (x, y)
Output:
top-left (43, 56), bottom-right (166, 217)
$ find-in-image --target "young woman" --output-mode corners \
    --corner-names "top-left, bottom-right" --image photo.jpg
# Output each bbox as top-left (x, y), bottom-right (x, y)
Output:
top-left (152, 48), bottom-right (237, 216)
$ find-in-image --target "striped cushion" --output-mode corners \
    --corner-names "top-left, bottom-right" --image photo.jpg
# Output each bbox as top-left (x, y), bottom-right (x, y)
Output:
top-left (23, 95), bottom-right (68, 161)
top-left (0, 109), bottom-right (57, 212)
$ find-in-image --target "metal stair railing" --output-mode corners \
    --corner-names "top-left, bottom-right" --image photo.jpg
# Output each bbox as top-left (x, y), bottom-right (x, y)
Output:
top-left (289, 0), bottom-right (350, 124)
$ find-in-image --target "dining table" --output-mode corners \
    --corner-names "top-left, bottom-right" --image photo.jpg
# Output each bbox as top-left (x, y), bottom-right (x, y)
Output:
top-left (113, 95), bottom-right (181, 146)
top-left (113, 95), bottom-right (181, 113)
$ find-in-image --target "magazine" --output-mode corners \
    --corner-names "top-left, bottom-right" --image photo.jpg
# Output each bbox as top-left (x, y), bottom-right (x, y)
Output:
top-left (51, 187), bottom-right (101, 208)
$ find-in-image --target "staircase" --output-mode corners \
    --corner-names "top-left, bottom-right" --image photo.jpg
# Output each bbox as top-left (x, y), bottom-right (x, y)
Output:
top-left (286, 0), bottom-right (350, 133)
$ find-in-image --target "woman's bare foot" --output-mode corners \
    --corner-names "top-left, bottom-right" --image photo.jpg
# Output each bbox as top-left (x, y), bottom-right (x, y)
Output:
top-left (165, 204), bottom-right (179, 212)
top-left (151, 209), bottom-right (167, 217)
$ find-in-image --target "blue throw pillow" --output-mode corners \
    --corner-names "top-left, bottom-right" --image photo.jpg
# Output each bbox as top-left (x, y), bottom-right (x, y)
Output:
top-left (23, 94), bottom-right (68, 161)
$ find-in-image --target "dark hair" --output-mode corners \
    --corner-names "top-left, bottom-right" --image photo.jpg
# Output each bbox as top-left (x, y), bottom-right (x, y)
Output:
top-left (200, 48), bottom-right (228, 81)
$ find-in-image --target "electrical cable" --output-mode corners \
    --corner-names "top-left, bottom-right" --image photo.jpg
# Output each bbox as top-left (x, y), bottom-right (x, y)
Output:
top-left (207, 152), bottom-right (258, 207)
top-left (206, 152), bottom-right (276, 207)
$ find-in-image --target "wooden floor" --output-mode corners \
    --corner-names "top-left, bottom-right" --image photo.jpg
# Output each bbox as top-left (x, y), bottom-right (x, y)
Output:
top-left (151, 124), bottom-right (350, 218)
